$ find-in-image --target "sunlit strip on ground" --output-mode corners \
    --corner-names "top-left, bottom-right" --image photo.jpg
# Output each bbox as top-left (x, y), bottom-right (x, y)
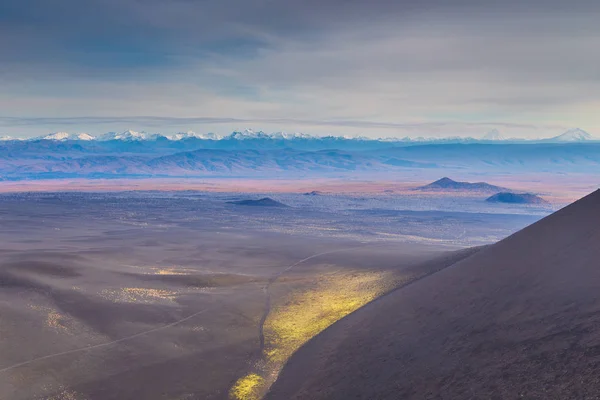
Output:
top-left (230, 270), bottom-right (399, 399)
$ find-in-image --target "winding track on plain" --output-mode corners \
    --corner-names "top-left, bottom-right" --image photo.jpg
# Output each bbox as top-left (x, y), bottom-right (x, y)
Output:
top-left (0, 246), bottom-right (363, 375)
top-left (0, 307), bottom-right (213, 374)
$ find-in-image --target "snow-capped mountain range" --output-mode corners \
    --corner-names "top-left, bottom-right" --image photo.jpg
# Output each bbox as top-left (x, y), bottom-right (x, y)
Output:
top-left (3, 128), bottom-right (596, 143)
top-left (1, 128), bottom-right (599, 180)
top-left (35, 129), bottom-right (315, 142)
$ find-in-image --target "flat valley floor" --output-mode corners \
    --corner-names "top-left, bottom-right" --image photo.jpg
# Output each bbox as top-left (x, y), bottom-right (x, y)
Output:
top-left (0, 192), bottom-right (543, 399)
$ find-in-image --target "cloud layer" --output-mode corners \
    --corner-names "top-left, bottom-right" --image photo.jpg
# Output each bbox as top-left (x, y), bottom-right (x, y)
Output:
top-left (1, 0), bottom-right (599, 138)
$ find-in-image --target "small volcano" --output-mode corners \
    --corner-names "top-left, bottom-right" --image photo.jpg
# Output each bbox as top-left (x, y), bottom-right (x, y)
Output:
top-left (418, 177), bottom-right (507, 193)
top-left (486, 192), bottom-right (548, 205)
top-left (227, 197), bottom-right (289, 207)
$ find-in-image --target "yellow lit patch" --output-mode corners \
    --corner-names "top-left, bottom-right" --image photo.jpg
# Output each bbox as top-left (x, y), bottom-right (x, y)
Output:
top-left (155, 269), bottom-right (190, 275)
top-left (100, 287), bottom-right (179, 304)
top-left (264, 272), bottom-right (392, 364)
top-left (229, 373), bottom-right (265, 400)
top-left (125, 264), bottom-right (196, 275)
top-left (46, 310), bottom-right (68, 331)
top-left (229, 270), bottom-right (397, 399)
top-left (29, 304), bottom-right (70, 333)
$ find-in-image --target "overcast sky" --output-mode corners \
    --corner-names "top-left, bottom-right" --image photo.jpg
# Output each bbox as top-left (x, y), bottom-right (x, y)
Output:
top-left (1, 0), bottom-right (599, 138)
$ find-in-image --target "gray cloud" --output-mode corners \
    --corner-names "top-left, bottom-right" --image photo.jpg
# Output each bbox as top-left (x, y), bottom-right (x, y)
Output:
top-left (0, 116), bottom-right (565, 134)
top-left (2, 0), bottom-right (599, 70)
top-left (1, 0), bottom-right (599, 138)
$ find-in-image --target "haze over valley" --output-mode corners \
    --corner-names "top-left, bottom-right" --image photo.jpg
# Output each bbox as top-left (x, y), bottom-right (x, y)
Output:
top-left (2, 0), bottom-right (600, 398)
top-left (1, 135), bottom-right (599, 400)
top-left (0, 190), bottom-right (538, 399)
top-left (1, 131), bottom-right (600, 181)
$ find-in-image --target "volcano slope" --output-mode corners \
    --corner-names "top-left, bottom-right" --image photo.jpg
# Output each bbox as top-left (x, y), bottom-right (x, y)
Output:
top-left (267, 189), bottom-right (600, 399)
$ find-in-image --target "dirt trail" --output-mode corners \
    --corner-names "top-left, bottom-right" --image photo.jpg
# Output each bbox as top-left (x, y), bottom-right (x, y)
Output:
top-left (0, 307), bottom-right (212, 374)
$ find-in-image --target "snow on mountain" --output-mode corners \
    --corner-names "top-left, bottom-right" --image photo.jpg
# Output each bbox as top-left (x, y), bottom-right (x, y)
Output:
top-left (226, 130), bottom-right (318, 140)
top-left (18, 129), bottom-right (324, 142)
top-left (99, 130), bottom-right (163, 141)
top-left (228, 129), bottom-right (271, 140)
top-left (268, 131), bottom-right (314, 140)
top-left (380, 135), bottom-right (478, 143)
top-left (169, 131), bottom-right (222, 141)
top-left (6, 128), bottom-right (597, 143)
top-left (40, 132), bottom-right (96, 141)
top-left (42, 132), bottom-right (70, 140)
top-left (549, 128), bottom-right (594, 142)
top-left (379, 136), bottom-right (428, 142)
top-left (482, 129), bottom-right (504, 141)
top-left (3, 136), bottom-right (600, 179)
top-left (76, 133), bottom-right (96, 141)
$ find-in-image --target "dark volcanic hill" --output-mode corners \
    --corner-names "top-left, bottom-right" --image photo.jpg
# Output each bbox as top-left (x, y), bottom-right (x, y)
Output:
top-left (486, 192), bottom-right (548, 204)
top-left (267, 190), bottom-right (600, 399)
top-left (418, 177), bottom-right (507, 192)
top-left (303, 191), bottom-right (324, 196)
top-left (226, 197), bottom-right (288, 207)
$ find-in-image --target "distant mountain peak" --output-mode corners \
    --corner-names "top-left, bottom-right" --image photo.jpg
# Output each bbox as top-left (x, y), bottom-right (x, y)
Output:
top-left (40, 132), bottom-right (96, 141)
top-left (434, 177), bottom-right (455, 184)
top-left (99, 130), bottom-right (161, 141)
top-left (225, 130), bottom-right (320, 140)
top-left (269, 131), bottom-right (314, 140)
top-left (550, 128), bottom-right (593, 142)
top-left (169, 131), bottom-right (221, 141)
top-left (75, 133), bottom-right (95, 141)
top-left (42, 132), bottom-right (70, 140)
top-left (228, 129), bottom-right (269, 140)
top-left (482, 129), bottom-right (504, 141)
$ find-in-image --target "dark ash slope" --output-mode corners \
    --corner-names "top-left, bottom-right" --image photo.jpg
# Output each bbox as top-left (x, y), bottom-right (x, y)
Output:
top-left (267, 189), bottom-right (600, 400)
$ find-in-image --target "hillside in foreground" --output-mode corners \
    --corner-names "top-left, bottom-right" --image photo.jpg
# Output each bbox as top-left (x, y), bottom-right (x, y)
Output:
top-left (267, 189), bottom-right (600, 399)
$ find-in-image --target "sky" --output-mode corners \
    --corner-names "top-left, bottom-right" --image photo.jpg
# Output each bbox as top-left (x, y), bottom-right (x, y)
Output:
top-left (1, 0), bottom-right (599, 139)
